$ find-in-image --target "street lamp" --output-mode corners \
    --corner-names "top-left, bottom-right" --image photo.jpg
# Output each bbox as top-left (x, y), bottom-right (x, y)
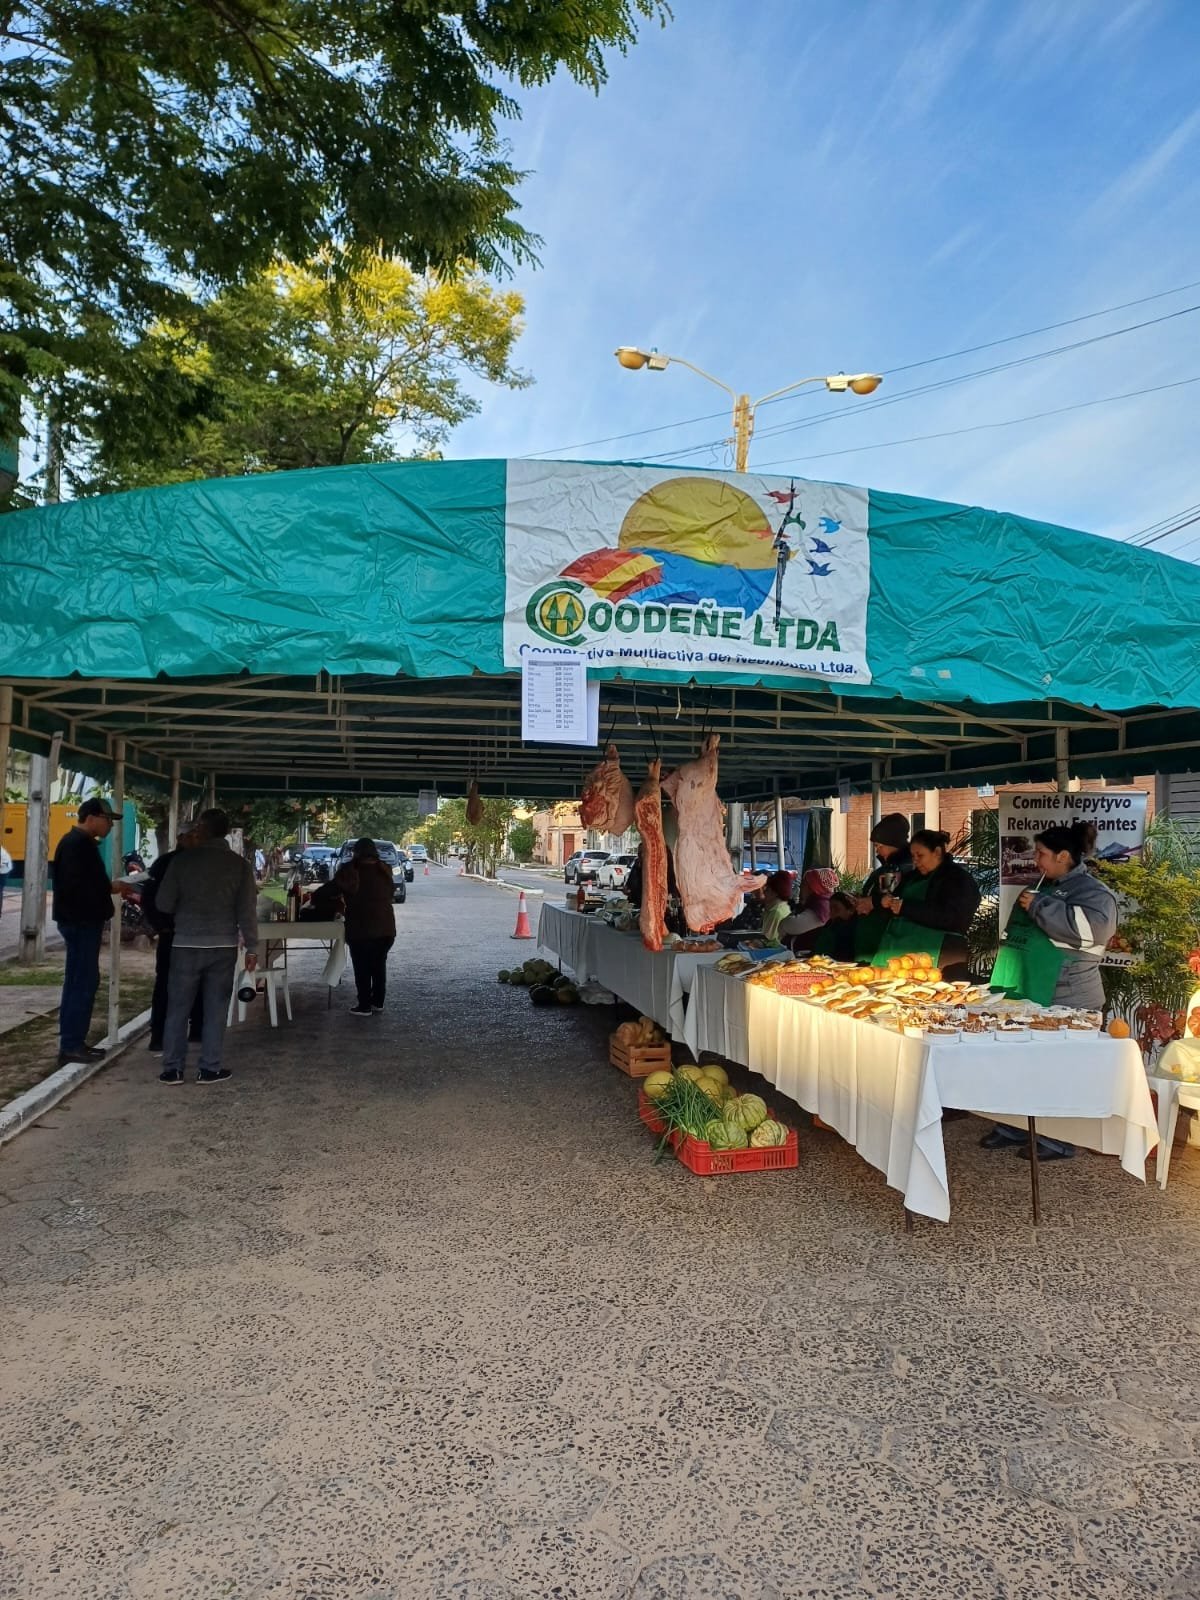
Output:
top-left (613, 347), bottom-right (882, 472)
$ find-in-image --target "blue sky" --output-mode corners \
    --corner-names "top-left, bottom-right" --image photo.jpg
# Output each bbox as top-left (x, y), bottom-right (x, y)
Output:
top-left (451, 0), bottom-right (1200, 554)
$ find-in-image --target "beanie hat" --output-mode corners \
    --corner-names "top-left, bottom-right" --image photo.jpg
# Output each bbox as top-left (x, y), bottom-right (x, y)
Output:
top-left (869, 812), bottom-right (910, 849)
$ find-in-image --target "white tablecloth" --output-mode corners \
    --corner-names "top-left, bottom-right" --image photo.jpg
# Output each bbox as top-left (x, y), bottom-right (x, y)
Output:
top-left (686, 965), bottom-right (1157, 1222)
top-left (257, 920), bottom-right (347, 987)
top-left (538, 904), bottom-right (722, 1039)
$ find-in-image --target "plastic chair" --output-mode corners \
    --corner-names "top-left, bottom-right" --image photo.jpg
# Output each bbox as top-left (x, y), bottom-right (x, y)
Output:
top-left (227, 956), bottom-right (292, 1027)
top-left (1157, 1081), bottom-right (1200, 1188)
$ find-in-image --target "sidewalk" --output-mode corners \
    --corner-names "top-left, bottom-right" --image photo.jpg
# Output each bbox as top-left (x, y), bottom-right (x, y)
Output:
top-left (0, 892), bottom-right (61, 962)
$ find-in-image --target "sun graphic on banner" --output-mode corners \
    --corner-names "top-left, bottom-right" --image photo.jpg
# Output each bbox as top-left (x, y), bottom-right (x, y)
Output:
top-left (560, 476), bottom-right (781, 615)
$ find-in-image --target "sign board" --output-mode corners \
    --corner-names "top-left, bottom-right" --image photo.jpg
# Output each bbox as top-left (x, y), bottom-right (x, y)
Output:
top-left (418, 789), bottom-right (439, 818)
top-left (504, 462), bottom-right (871, 683)
top-left (997, 789), bottom-right (1148, 926)
top-left (520, 653), bottom-right (599, 746)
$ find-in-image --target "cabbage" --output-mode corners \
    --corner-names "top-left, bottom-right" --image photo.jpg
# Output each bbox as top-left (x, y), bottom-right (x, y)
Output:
top-left (724, 1093), bottom-right (769, 1132)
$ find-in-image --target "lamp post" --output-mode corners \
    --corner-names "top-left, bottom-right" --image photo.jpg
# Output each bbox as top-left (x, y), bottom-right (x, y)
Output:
top-left (614, 347), bottom-right (882, 473)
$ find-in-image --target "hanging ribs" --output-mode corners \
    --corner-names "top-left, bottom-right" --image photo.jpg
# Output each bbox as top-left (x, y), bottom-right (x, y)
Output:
top-left (579, 743), bottom-right (635, 835)
top-left (635, 758), bottom-right (668, 952)
top-left (663, 734), bottom-right (764, 932)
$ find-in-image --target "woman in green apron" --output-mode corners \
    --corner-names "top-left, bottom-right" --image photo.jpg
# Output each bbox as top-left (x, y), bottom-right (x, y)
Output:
top-left (877, 829), bottom-right (981, 980)
top-left (981, 819), bottom-right (1119, 1160)
top-left (852, 812), bottom-right (916, 960)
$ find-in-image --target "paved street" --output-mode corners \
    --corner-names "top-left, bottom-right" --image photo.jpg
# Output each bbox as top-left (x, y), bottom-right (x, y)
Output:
top-left (3, 868), bottom-right (1200, 1598)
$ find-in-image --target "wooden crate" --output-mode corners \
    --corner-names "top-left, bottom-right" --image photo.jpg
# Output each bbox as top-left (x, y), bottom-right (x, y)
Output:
top-left (609, 1035), bottom-right (672, 1078)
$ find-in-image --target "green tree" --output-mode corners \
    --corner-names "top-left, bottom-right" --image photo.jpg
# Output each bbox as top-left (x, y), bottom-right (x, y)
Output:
top-left (509, 820), bottom-right (536, 862)
top-left (76, 257), bottom-right (529, 491)
top-left (0, 0), bottom-right (667, 482)
top-left (334, 795), bottom-right (421, 846)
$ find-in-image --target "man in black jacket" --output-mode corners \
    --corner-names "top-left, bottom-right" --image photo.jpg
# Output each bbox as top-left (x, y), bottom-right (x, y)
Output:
top-left (52, 796), bottom-right (122, 1067)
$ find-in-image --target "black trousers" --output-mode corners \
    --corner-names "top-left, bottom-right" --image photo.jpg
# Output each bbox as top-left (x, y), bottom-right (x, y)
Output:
top-left (349, 935), bottom-right (394, 1008)
top-left (149, 929), bottom-right (204, 1048)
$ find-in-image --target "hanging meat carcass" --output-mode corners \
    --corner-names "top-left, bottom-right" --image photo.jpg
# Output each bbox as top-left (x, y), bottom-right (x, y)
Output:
top-left (634, 759), bottom-right (668, 952)
top-left (663, 734), bottom-right (764, 932)
top-left (466, 779), bottom-right (484, 825)
top-left (579, 744), bottom-right (635, 835)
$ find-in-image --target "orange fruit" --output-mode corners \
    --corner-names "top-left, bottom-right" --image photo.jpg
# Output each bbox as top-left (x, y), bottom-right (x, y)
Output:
top-left (886, 958), bottom-right (904, 974)
top-left (914, 952), bottom-right (932, 969)
top-left (1108, 1018), bottom-right (1130, 1039)
top-left (899, 956), bottom-right (917, 972)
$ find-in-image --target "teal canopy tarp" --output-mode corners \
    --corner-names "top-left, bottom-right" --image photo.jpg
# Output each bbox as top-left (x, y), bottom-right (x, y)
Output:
top-left (4, 458), bottom-right (1199, 710)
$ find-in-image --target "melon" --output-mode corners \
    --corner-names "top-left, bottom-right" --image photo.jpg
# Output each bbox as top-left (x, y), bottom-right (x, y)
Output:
top-left (498, 970), bottom-right (511, 982)
top-left (705, 1119), bottom-right (748, 1150)
top-left (530, 984), bottom-right (555, 1006)
top-left (698, 1063), bottom-right (729, 1087)
top-left (676, 1065), bottom-right (705, 1084)
top-left (750, 1118), bottom-right (788, 1148)
top-left (642, 1071), bottom-right (673, 1101)
top-left (724, 1093), bottom-right (769, 1132)
top-left (697, 1074), bottom-right (726, 1103)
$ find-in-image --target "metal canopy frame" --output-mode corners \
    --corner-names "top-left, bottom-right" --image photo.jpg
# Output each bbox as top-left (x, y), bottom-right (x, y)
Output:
top-left (5, 672), bottom-right (1193, 803)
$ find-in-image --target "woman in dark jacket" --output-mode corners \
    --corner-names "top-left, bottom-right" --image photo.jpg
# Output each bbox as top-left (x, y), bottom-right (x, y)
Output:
top-left (342, 839), bottom-right (397, 1016)
top-left (879, 828), bottom-right (980, 981)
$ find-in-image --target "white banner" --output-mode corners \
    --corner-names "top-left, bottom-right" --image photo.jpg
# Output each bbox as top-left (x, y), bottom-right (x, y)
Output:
top-left (998, 789), bottom-right (1148, 925)
top-left (504, 462), bottom-right (871, 682)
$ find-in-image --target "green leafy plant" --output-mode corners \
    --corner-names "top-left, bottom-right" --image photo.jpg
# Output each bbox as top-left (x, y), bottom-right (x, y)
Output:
top-left (508, 820), bottom-right (536, 862)
top-left (1094, 856), bottom-right (1200, 1019)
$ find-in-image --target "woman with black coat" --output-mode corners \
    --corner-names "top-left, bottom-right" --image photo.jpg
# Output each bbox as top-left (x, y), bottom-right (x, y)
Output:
top-left (342, 838), bottom-right (397, 1017)
top-left (879, 828), bottom-right (981, 981)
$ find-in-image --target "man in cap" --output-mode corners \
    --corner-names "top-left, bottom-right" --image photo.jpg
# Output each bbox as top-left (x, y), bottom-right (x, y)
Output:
top-left (851, 812), bottom-right (915, 961)
top-left (155, 807), bottom-right (258, 1084)
top-left (51, 796), bottom-right (124, 1067)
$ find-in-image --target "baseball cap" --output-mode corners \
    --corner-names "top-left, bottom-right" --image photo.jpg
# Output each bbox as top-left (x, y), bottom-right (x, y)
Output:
top-left (78, 797), bottom-right (124, 823)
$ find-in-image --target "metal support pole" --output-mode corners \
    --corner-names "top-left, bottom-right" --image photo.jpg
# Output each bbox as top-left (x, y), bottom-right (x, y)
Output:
top-left (204, 772), bottom-right (217, 811)
top-left (1027, 1117), bottom-right (1041, 1225)
top-left (871, 761), bottom-right (883, 829)
top-left (105, 738), bottom-right (125, 1045)
top-left (1055, 728), bottom-right (1069, 793)
top-left (168, 760), bottom-right (181, 850)
top-left (0, 684), bottom-right (11, 874)
top-left (923, 788), bottom-right (940, 831)
top-left (773, 780), bottom-right (786, 874)
top-left (725, 801), bottom-right (743, 872)
top-left (19, 750), bottom-right (55, 965)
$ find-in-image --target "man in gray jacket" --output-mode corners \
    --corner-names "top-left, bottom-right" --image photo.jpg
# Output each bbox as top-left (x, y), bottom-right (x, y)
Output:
top-left (155, 808), bottom-right (259, 1084)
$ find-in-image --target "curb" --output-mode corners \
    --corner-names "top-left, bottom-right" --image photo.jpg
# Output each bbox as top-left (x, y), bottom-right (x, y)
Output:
top-left (0, 1007), bottom-right (151, 1147)
top-left (457, 873), bottom-right (545, 896)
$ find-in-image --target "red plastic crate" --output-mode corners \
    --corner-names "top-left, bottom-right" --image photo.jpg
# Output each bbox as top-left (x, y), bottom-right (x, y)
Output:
top-left (637, 1092), bottom-right (798, 1174)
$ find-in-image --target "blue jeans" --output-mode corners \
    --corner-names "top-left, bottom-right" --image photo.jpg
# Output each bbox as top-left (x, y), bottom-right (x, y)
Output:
top-left (164, 946), bottom-right (238, 1075)
top-left (57, 921), bottom-right (105, 1052)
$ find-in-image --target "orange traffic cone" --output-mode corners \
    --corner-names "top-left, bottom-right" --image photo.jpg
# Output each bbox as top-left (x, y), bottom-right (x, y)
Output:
top-left (423, 862), bottom-right (429, 876)
top-left (510, 892), bottom-right (534, 939)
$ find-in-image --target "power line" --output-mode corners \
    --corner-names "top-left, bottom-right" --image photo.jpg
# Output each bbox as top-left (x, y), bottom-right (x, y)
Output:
top-left (520, 277), bottom-right (1200, 460)
top-left (1125, 500), bottom-right (1200, 546)
top-left (654, 301), bottom-right (1200, 464)
top-left (745, 374), bottom-right (1200, 472)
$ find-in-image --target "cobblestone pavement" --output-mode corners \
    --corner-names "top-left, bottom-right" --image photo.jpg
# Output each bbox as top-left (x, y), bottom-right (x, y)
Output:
top-left (3, 871), bottom-right (1200, 1599)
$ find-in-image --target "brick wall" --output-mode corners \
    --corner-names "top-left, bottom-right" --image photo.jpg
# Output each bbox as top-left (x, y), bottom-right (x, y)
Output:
top-left (839, 778), bottom-right (1155, 875)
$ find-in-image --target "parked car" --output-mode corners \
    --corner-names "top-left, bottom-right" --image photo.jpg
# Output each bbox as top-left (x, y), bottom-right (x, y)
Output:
top-left (597, 852), bottom-right (638, 890)
top-left (409, 844), bottom-right (428, 862)
top-left (332, 838), bottom-right (407, 903)
top-left (394, 845), bottom-right (414, 882)
top-left (298, 844), bottom-right (337, 882)
top-left (565, 848), bottom-right (612, 884)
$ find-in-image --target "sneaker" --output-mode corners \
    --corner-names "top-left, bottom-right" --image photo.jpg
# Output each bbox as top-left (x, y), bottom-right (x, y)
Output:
top-left (371, 1004), bottom-right (384, 1013)
top-left (349, 1004), bottom-right (373, 1017)
top-left (158, 1067), bottom-right (184, 1085)
top-left (196, 1067), bottom-right (232, 1084)
top-left (148, 1041), bottom-right (163, 1055)
top-left (80, 1044), bottom-right (107, 1060)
